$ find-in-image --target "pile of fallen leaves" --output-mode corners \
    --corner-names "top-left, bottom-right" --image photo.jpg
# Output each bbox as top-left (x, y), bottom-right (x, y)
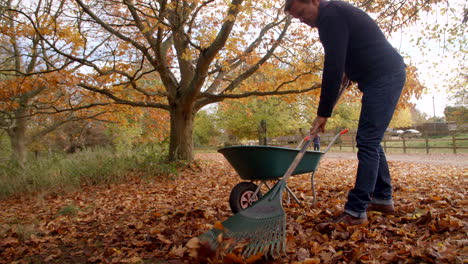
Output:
top-left (0, 153), bottom-right (466, 263)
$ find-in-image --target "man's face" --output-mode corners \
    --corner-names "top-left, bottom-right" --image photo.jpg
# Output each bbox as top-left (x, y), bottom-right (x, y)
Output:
top-left (287, 0), bottom-right (320, 27)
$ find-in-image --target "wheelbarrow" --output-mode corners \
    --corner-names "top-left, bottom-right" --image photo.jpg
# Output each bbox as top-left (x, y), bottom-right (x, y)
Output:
top-left (219, 129), bottom-right (348, 213)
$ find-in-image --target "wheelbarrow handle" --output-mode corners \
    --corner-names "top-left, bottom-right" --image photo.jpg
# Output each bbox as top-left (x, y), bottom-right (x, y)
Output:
top-left (285, 129), bottom-right (348, 182)
top-left (323, 129), bottom-right (348, 153)
top-left (282, 137), bottom-right (313, 182)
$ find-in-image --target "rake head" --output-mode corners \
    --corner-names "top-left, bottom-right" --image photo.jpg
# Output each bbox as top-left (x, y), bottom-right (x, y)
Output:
top-left (198, 180), bottom-right (287, 259)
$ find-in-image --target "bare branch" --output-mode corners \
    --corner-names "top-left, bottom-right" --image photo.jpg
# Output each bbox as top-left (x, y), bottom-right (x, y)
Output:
top-left (220, 16), bottom-right (292, 94)
top-left (78, 83), bottom-right (170, 110)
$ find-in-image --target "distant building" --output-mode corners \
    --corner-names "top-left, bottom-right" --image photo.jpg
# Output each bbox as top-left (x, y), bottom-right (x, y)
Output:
top-left (418, 122), bottom-right (457, 136)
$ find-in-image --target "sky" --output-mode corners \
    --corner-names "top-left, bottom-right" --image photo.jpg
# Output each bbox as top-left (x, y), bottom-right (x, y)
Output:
top-left (388, 0), bottom-right (466, 118)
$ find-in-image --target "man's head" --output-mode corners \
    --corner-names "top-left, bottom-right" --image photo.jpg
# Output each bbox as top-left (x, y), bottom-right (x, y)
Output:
top-left (284, 0), bottom-right (321, 27)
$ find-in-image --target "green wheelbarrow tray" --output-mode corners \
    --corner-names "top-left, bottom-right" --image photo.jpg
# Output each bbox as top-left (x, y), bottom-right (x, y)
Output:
top-left (218, 146), bottom-right (324, 181)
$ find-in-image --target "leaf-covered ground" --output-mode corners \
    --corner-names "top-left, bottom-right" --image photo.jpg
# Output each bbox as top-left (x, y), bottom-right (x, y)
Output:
top-left (0, 153), bottom-right (466, 263)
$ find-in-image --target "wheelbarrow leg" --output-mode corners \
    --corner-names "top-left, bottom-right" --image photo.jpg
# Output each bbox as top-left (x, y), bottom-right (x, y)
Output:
top-left (311, 171), bottom-right (317, 206)
top-left (285, 185), bottom-right (301, 205)
top-left (260, 181), bottom-right (301, 205)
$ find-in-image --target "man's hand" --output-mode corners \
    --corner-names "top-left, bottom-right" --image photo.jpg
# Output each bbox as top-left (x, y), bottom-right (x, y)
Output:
top-left (310, 116), bottom-right (328, 136)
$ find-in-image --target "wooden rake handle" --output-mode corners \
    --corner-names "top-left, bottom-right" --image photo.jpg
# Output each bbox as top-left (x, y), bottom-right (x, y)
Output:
top-left (282, 138), bottom-right (313, 182)
top-left (285, 129), bottom-right (349, 182)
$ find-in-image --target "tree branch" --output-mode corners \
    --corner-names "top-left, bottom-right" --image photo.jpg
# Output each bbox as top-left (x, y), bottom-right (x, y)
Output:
top-left (78, 83), bottom-right (170, 110)
top-left (221, 16), bottom-right (292, 94)
top-left (196, 82), bottom-right (321, 109)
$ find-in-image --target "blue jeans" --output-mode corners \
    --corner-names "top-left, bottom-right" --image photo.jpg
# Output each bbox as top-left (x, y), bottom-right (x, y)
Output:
top-left (314, 143), bottom-right (320, 151)
top-left (344, 68), bottom-right (406, 218)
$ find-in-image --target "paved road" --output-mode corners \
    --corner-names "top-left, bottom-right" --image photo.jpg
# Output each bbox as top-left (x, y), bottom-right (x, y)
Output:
top-left (325, 152), bottom-right (468, 167)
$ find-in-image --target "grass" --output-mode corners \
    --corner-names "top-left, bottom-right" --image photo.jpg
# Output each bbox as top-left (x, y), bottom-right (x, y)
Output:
top-left (328, 146), bottom-right (468, 154)
top-left (382, 134), bottom-right (468, 154)
top-left (1, 134), bottom-right (465, 200)
top-left (327, 134), bottom-right (468, 154)
top-left (0, 216), bottom-right (40, 242)
top-left (194, 146), bottom-right (219, 153)
top-left (0, 144), bottom-right (177, 200)
top-left (58, 203), bottom-right (80, 216)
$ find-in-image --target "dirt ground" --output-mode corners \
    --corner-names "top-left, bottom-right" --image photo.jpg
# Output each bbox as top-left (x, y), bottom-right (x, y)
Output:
top-left (1, 152), bottom-right (466, 263)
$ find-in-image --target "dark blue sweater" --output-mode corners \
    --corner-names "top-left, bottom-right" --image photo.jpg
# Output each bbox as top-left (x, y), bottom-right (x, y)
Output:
top-left (316, 0), bottom-right (405, 117)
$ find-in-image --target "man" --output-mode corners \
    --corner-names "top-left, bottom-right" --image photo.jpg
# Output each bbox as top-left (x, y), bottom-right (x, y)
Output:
top-left (285, 0), bottom-right (406, 225)
top-left (313, 134), bottom-right (320, 151)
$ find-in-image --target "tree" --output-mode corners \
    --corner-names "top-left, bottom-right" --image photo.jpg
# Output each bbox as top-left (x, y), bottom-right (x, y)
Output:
top-left (0, 0), bottom-right (111, 165)
top-left (410, 107), bottom-right (429, 126)
top-left (444, 106), bottom-right (468, 126)
top-left (322, 102), bottom-right (412, 132)
top-left (448, 67), bottom-right (467, 108)
top-left (389, 108), bottom-right (412, 128)
top-left (193, 109), bottom-right (221, 146)
top-left (10, 0), bottom-right (446, 162)
top-left (217, 96), bottom-right (304, 142)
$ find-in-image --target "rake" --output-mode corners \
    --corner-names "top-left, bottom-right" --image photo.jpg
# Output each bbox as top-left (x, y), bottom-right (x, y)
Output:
top-left (198, 136), bottom-right (313, 259)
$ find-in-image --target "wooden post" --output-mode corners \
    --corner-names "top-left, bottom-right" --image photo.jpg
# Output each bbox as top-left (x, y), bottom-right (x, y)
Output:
top-left (402, 137), bottom-right (406, 154)
top-left (425, 133), bottom-right (429, 154)
top-left (258, 120), bottom-right (267, 145)
top-left (452, 133), bottom-right (457, 154)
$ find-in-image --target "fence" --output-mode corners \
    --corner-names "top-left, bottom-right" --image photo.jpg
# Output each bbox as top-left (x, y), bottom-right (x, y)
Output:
top-left (317, 130), bottom-right (468, 154)
top-left (198, 130), bottom-right (468, 155)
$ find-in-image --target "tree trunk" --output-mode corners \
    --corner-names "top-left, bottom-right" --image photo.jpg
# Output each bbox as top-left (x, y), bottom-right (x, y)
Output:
top-left (168, 103), bottom-right (195, 162)
top-left (6, 113), bottom-right (28, 166)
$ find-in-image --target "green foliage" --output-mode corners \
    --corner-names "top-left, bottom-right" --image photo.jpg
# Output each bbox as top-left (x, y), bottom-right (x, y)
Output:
top-left (326, 102), bottom-right (412, 131)
top-left (410, 108), bottom-right (429, 126)
top-left (194, 110), bottom-right (222, 146)
top-left (444, 106), bottom-right (468, 126)
top-left (0, 132), bottom-right (10, 158)
top-left (107, 123), bottom-right (144, 153)
top-left (217, 97), bottom-right (305, 142)
top-left (0, 144), bottom-right (177, 200)
top-left (327, 102), bottom-right (360, 132)
top-left (389, 108), bottom-right (413, 128)
top-left (448, 85), bottom-right (467, 107)
top-left (58, 203), bottom-right (80, 216)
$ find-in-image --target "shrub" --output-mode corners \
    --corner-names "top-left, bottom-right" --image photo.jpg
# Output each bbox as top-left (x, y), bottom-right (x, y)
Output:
top-left (0, 143), bottom-right (177, 200)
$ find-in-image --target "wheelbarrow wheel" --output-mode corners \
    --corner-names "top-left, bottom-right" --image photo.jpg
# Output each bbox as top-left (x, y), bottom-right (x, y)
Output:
top-left (229, 182), bottom-right (263, 214)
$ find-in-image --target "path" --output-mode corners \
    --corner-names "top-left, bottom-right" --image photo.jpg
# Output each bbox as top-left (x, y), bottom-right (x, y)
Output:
top-left (197, 152), bottom-right (468, 167)
top-left (325, 152), bottom-right (468, 167)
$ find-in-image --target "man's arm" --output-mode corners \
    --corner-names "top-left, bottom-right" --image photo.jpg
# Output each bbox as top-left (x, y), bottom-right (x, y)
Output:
top-left (317, 9), bottom-right (349, 117)
top-left (310, 116), bottom-right (328, 136)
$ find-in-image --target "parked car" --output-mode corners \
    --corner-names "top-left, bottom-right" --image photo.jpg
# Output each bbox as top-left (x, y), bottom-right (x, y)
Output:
top-left (388, 129), bottom-right (404, 136)
top-left (402, 129), bottom-right (422, 138)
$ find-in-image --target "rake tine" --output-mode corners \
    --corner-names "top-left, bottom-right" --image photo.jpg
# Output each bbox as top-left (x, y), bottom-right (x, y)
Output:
top-left (274, 223), bottom-right (285, 258)
top-left (261, 232), bottom-right (272, 259)
top-left (270, 221), bottom-right (282, 256)
top-left (249, 226), bottom-right (266, 256)
top-left (272, 231), bottom-right (279, 257)
top-left (281, 222), bottom-right (287, 255)
top-left (259, 225), bottom-right (272, 255)
top-left (251, 232), bottom-right (263, 256)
